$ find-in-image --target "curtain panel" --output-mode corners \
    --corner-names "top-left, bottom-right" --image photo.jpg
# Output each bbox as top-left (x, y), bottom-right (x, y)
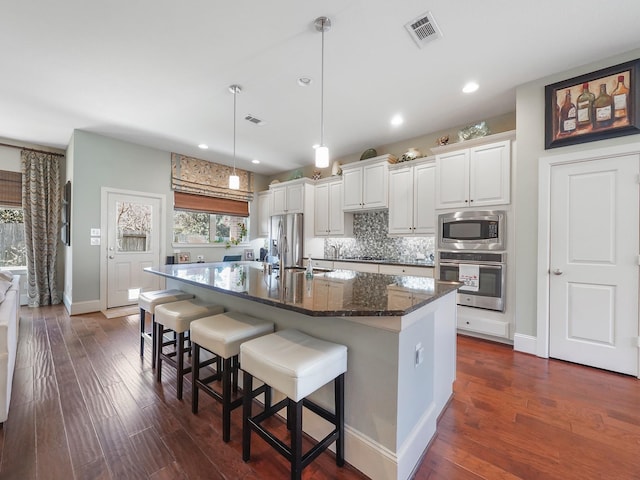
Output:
top-left (171, 153), bottom-right (254, 202)
top-left (21, 150), bottom-right (61, 306)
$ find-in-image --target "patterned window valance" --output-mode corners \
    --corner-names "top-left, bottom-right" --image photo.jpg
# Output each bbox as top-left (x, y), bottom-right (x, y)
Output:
top-left (171, 153), bottom-right (254, 202)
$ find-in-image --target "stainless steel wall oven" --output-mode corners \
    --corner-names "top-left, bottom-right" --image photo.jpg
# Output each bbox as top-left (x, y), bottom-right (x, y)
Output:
top-left (438, 250), bottom-right (506, 312)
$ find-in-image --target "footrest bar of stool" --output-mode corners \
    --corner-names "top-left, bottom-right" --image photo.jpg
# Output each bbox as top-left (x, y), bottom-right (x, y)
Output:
top-left (160, 353), bottom-right (192, 375)
top-left (247, 418), bottom-right (292, 461)
top-left (251, 398), bottom-right (289, 424)
top-left (198, 372), bottom-right (222, 385)
top-left (302, 398), bottom-right (336, 424)
top-left (301, 430), bottom-right (339, 469)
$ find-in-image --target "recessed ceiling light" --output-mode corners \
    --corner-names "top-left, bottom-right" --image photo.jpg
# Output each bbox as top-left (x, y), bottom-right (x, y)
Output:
top-left (252, 159), bottom-right (260, 164)
top-left (198, 144), bottom-right (209, 149)
top-left (391, 114), bottom-right (404, 126)
top-left (462, 82), bottom-right (479, 93)
top-left (298, 77), bottom-right (312, 87)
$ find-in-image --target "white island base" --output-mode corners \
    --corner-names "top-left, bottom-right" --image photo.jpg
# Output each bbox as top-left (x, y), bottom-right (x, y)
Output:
top-left (161, 275), bottom-right (457, 480)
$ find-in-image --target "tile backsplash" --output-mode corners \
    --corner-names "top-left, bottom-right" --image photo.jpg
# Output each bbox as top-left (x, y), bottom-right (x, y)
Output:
top-left (323, 211), bottom-right (435, 261)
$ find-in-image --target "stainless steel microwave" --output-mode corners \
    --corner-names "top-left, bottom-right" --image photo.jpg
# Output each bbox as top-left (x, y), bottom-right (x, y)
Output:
top-left (438, 210), bottom-right (506, 251)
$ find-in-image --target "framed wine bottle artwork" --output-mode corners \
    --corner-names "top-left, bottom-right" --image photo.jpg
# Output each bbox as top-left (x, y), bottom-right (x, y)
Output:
top-left (545, 58), bottom-right (640, 149)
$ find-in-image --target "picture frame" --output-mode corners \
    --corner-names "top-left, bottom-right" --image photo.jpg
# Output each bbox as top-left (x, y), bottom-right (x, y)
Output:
top-left (176, 252), bottom-right (191, 264)
top-left (243, 249), bottom-right (254, 261)
top-left (60, 180), bottom-right (71, 246)
top-left (545, 58), bottom-right (640, 149)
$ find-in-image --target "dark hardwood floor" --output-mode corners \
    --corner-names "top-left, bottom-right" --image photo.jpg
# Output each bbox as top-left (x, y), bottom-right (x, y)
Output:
top-left (1, 305), bottom-right (639, 479)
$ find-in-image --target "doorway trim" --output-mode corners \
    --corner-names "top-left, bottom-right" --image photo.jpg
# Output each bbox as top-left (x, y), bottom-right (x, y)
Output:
top-left (99, 187), bottom-right (167, 312)
top-left (537, 141), bottom-right (640, 359)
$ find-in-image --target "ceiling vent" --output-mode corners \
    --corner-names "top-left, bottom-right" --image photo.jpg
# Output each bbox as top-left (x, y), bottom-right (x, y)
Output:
top-left (244, 114), bottom-right (265, 126)
top-left (405, 11), bottom-right (442, 48)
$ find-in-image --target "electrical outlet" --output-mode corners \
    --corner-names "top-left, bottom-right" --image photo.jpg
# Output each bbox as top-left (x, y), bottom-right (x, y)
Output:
top-left (415, 342), bottom-right (424, 367)
top-left (196, 255), bottom-right (204, 262)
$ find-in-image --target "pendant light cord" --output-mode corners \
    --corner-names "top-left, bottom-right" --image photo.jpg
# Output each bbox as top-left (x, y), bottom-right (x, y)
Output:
top-left (320, 18), bottom-right (325, 147)
top-left (232, 87), bottom-right (237, 175)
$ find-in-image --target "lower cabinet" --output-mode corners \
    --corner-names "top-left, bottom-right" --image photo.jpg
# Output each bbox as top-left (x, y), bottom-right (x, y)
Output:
top-left (333, 261), bottom-right (379, 273)
top-left (378, 264), bottom-right (434, 278)
top-left (312, 277), bottom-right (353, 310)
top-left (457, 306), bottom-right (511, 339)
top-left (386, 285), bottom-right (430, 310)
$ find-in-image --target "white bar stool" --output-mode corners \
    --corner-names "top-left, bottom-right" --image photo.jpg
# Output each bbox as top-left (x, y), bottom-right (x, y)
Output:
top-left (138, 289), bottom-right (194, 368)
top-left (190, 311), bottom-right (274, 442)
top-left (240, 329), bottom-right (347, 480)
top-left (154, 299), bottom-right (224, 399)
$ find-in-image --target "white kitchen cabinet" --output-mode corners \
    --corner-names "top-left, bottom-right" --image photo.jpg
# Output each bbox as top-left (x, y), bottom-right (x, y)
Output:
top-left (386, 285), bottom-right (431, 310)
top-left (256, 190), bottom-right (271, 237)
top-left (313, 277), bottom-right (353, 310)
top-left (314, 177), bottom-right (353, 237)
top-left (342, 154), bottom-right (396, 211)
top-left (433, 132), bottom-right (514, 209)
top-left (378, 264), bottom-right (434, 278)
top-left (270, 178), bottom-right (310, 215)
top-left (388, 159), bottom-right (435, 235)
top-left (333, 261), bottom-right (379, 273)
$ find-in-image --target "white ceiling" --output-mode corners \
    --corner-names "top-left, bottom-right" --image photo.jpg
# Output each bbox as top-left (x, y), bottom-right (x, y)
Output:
top-left (2, 1), bottom-right (640, 175)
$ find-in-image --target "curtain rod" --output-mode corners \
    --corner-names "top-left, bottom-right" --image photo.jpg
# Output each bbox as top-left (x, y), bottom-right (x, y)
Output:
top-left (0, 141), bottom-right (65, 157)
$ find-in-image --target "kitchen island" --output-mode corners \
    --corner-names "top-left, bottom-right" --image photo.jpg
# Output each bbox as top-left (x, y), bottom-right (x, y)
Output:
top-left (145, 262), bottom-right (459, 480)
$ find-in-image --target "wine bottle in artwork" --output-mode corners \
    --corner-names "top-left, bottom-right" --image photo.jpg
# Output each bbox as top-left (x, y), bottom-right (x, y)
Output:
top-left (594, 83), bottom-right (614, 128)
top-left (576, 83), bottom-right (595, 129)
top-left (611, 75), bottom-right (629, 120)
top-left (559, 89), bottom-right (577, 134)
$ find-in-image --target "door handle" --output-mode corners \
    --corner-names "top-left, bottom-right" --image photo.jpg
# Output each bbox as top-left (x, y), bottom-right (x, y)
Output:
top-left (552, 268), bottom-right (563, 275)
top-left (109, 255), bottom-right (115, 259)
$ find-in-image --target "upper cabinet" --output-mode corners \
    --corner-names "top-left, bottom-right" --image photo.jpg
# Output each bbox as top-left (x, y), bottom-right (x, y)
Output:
top-left (256, 190), bottom-right (271, 237)
top-left (341, 154), bottom-right (396, 211)
top-left (388, 158), bottom-right (436, 235)
top-left (270, 178), bottom-right (312, 215)
top-left (433, 131), bottom-right (514, 209)
top-left (314, 177), bottom-right (353, 237)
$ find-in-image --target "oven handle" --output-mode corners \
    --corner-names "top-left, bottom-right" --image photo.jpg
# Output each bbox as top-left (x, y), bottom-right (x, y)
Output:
top-left (439, 262), bottom-right (504, 270)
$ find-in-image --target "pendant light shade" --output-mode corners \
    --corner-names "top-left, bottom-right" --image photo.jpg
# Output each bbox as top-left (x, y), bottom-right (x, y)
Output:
top-left (228, 84), bottom-right (242, 190)
top-left (314, 16), bottom-right (331, 169)
top-left (315, 146), bottom-right (329, 168)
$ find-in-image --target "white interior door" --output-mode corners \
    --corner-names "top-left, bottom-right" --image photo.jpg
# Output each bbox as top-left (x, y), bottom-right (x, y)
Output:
top-left (549, 153), bottom-right (639, 376)
top-left (106, 191), bottom-right (161, 308)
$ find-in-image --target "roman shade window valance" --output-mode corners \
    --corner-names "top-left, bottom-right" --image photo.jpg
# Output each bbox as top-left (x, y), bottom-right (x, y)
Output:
top-left (171, 153), bottom-right (254, 203)
top-left (173, 191), bottom-right (249, 217)
top-left (0, 170), bottom-right (22, 207)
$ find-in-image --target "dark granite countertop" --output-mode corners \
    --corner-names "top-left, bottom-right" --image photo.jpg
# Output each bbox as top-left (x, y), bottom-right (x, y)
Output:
top-left (145, 261), bottom-right (457, 317)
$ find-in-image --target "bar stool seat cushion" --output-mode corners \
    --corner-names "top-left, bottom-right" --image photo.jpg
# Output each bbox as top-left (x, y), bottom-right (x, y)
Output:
top-left (155, 299), bottom-right (224, 333)
top-left (241, 329), bottom-right (347, 402)
top-left (138, 289), bottom-right (194, 313)
top-left (191, 312), bottom-right (274, 359)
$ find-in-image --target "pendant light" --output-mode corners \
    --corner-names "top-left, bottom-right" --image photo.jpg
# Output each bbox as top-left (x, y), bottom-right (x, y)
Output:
top-left (314, 16), bottom-right (331, 169)
top-left (228, 84), bottom-right (241, 190)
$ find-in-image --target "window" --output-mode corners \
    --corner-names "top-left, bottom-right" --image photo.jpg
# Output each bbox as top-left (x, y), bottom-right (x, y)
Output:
top-left (174, 211), bottom-right (248, 245)
top-left (0, 208), bottom-right (26, 267)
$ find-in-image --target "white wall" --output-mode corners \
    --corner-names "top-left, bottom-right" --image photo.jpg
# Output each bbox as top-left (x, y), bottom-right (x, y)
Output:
top-left (514, 47), bottom-right (640, 337)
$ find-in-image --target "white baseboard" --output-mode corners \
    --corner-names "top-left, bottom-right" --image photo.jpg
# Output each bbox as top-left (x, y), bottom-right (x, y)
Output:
top-left (68, 299), bottom-right (101, 316)
top-left (513, 333), bottom-right (537, 355)
top-left (302, 399), bottom-right (438, 480)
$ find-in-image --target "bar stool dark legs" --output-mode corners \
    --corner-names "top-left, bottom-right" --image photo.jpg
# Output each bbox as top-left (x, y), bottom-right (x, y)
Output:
top-left (190, 312), bottom-right (274, 442)
top-left (240, 329), bottom-right (347, 480)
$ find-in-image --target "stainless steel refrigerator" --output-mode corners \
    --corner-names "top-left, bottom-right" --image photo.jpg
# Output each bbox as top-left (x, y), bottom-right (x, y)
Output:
top-left (268, 213), bottom-right (304, 271)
